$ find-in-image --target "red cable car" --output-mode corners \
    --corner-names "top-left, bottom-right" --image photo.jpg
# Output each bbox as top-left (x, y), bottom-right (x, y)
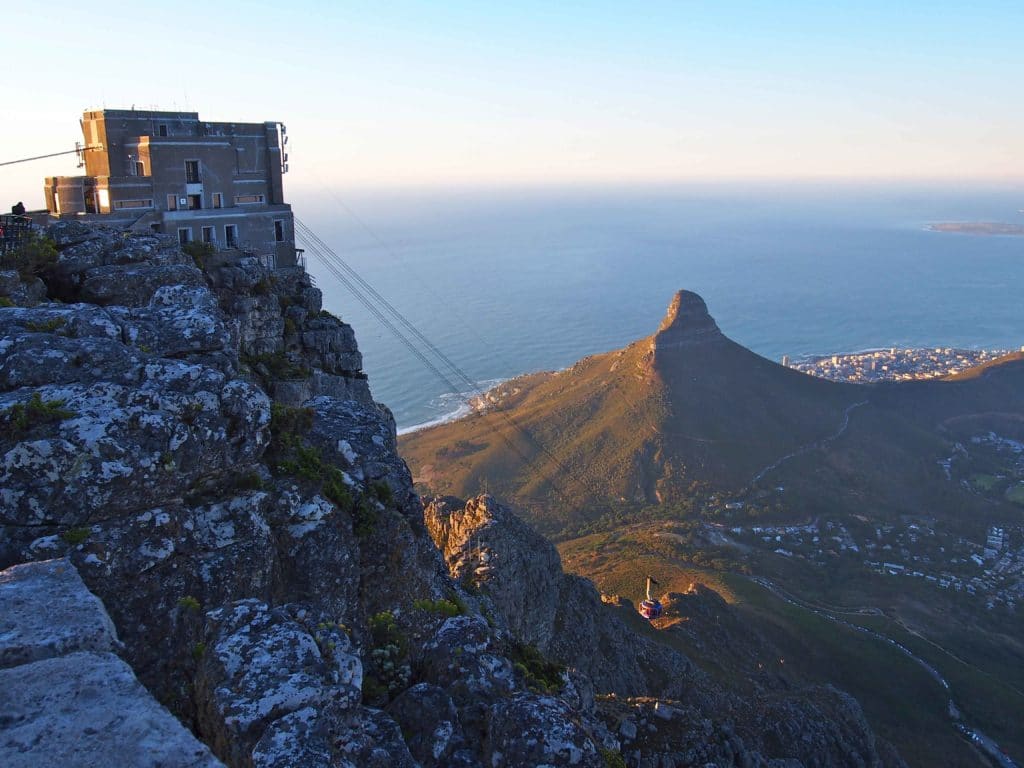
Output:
top-left (639, 575), bottom-right (663, 620)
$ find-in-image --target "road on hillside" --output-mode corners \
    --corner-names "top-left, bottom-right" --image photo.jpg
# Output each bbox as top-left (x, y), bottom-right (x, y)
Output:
top-left (751, 400), bottom-right (868, 484)
top-left (747, 576), bottom-right (1020, 768)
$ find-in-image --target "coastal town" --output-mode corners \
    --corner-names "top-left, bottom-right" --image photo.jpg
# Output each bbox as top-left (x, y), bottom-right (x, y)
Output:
top-left (723, 517), bottom-right (1024, 612)
top-left (716, 424), bottom-right (1024, 612)
top-left (785, 347), bottom-right (1021, 383)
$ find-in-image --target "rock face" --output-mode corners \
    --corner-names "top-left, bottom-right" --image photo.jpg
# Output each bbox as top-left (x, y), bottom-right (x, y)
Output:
top-left (425, 494), bottom-right (904, 768)
top-left (0, 559), bottom-right (223, 768)
top-left (651, 289), bottom-right (725, 357)
top-left (1, 222), bottom-right (900, 767)
top-left (0, 222), bottom-right (615, 768)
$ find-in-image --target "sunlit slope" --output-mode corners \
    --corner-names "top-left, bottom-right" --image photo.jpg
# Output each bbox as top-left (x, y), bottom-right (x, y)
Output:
top-left (400, 291), bottom-right (861, 509)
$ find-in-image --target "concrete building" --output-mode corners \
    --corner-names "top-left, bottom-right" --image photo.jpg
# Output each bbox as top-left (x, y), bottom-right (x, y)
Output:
top-left (43, 109), bottom-right (299, 266)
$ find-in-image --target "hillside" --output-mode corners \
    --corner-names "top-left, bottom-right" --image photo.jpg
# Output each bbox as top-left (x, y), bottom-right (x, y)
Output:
top-left (401, 291), bottom-right (859, 523)
top-left (400, 291), bottom-right (1024, 534)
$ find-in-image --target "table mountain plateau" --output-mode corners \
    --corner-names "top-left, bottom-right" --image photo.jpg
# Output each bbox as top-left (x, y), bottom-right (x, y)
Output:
top-left (0, 223), bottom-right (899, 767)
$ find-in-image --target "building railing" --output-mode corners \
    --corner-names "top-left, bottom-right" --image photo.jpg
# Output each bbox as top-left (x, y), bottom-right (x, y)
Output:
top-left (0, 214), bottom-right (33, 256)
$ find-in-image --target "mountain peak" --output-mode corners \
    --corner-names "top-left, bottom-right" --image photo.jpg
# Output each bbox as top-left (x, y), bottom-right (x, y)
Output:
top-left (653, 290), bottom-right (723, 352)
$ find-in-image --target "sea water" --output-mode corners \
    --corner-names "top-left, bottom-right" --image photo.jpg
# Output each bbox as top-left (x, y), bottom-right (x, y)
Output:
top-left (289, 182), bottom-right (1024, 430)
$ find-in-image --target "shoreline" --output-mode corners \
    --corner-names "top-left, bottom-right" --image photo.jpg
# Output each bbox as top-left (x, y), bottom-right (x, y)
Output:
top-left (397, 346), bottom-right (1021, 433)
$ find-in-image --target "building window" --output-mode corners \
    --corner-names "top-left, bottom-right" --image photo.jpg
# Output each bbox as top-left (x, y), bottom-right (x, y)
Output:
top-left (225, 225), bottom-right (238, 248)
top-left (202, 226), bottom-right (215, 243)
top-left (212, 192), bottom-right (223, 209)
top-left (274, 220), bottom-right (285, 242)
top-left (53, 191), bottom-right (61, 215)
top-left (235, 194), bottom-right (265, 204)
top-left (187, 194), bottom-right (202, 210)
top-left (178, 228), bottom-right (193, 245)
top-left (158, 124), bottom-right (168, 137)
top-left (97, 189), bottom-right (110, 211)
top-left (167, 194), bottom-right (178, 211)
top-left (135, 161), bottom-right (146, 176)
top-left (185, 160), bottom-right (201, 183)
top-left (114, 199), bottom-right (153, 210)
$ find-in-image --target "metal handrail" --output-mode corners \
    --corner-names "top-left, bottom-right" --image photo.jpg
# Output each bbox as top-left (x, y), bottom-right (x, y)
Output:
top-left (0, 214), bottom-right (33, 255)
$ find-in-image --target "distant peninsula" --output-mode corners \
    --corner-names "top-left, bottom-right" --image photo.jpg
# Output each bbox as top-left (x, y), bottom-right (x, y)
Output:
top-left (928, 221), bottom-right (1024, 236)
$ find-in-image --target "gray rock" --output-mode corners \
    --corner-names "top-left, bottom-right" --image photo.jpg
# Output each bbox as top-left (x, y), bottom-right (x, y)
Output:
top-left (487, 693), bottom-right (604, 767)
top-left (80, 263), bottom-right (206, 306)
top-left (0, 651), bottom-right (223, 768)
top-left (0, 558), bottom-right (117, 669)
top-left (0, 369), bottom-right (270, 527)
top-left (196, 599), bottom-right (363, 766)
top-left (388, 683), bottom-right (468, 767)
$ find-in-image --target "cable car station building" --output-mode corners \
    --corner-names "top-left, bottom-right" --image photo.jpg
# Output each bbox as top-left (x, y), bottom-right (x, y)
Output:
top-left (43, 109), bottom-right (299, 267)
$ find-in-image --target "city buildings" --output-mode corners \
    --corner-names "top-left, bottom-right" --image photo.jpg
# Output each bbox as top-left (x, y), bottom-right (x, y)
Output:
top-left (43, 109), bottom-right (299, 266)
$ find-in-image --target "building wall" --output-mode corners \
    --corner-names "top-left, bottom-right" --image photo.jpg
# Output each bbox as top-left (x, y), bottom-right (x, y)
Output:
top-left (45, 109), bottom-right (295, 266)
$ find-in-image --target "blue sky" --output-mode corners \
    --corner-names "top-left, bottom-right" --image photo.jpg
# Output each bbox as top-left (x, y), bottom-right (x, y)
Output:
top-left (2, 1), bottom-right (1022, 205)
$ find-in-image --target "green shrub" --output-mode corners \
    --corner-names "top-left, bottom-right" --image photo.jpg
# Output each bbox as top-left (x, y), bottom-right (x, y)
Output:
top-left (351, 495), bottom-right (378, 537)
top-left (0, 296), bottom-right (16, 308)
top-left (371, 481), bottom-right (393, 504)
top-left (363, 611), bottom-right (411, 703)
top-left (1, 392), bottom-right (76, 436)
top-left (177, 595), bottom-right (201, 612)
top-left (600, 749), bottom-right (626, 768)
top-left (61, 527), bottom-right (91, 546)
top-left (268, 404), bottom-right (376, 536)
top-left (413, 597), bottom-right (465, 618)
top-left (182, 241), bottom-right (215, 269)
top-left (253, 277), bottom-right (274, 295)
top-left (283, 317), bottom-right (298, 335)
top-left (236, 471), bottom-right (264, 492)
top-left (191, 642), bottom-right (206, 661)
top-left (1, 234), bottom-right (58, 280)
top-left (24, 317), bottom-right (65, 333)
top-left (242, 351), bottom-right (310, 380)
top-left (509, 642), bottom-right (565, 694)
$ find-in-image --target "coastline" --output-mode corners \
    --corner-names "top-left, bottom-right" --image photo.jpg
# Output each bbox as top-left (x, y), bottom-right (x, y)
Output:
top-left (926, 221), bottom-right (1024, 236)
top-left (396, 377), bottom-right (509, 435)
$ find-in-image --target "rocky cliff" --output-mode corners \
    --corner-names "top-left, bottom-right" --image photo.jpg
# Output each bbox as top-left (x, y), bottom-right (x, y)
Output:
top-left (1, 222), bottom-right (898, 767)
top-left (425, 494), bottom-right (904, 768)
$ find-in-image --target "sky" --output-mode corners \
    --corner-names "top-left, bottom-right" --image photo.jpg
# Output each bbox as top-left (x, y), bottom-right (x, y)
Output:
top-left (2, 1), bottom-right (1023, 207)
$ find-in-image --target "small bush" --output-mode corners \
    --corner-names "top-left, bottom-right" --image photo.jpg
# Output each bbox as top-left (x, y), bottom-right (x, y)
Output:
top-left (1, 234), bottom-right (58, 280)
top-left (363, 611), bottom-right (411, 703)
top-left (243, 351), bottom-right (311, 380)
top-left (283, 317), bottom-right (298, 335)
top-left (370, 481), bottom-right (393, 504)
top-left (0, 296), bottom-right (16, 308)
top-left (1, 392), bottom-right (76, 436)
top-left (352, 495), bottom-right (378, 537)
top-left (413, 598), bottom-right (465, 618)
top-left (182, 241), bottom-right (215, 269)
top-left (24, 317), bottom-right (66, 333)
top-left (191, 642), bottom-right (206, 660)
top-left (509, 642), bottom-right (565, 694)
top-left (600, 749), bottom-right (626, 768)
top-left (253, 278), bottom-right (274, 295)
top-left (236, 471), bottom-right (264, 492)
top-left (177, 595), bottom-right (201, 612)
top-left (61, 527), bottom-right (91, 546)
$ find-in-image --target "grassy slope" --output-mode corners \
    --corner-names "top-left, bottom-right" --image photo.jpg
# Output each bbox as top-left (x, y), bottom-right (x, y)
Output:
top-left (559, 526), bottom-right (1016, 767)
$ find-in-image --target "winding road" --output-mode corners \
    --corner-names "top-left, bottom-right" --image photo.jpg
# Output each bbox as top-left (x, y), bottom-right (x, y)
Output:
top-left (751, 400), bottom-right (868, 485)
top-left (748, 576), bottom-right (1019, 767)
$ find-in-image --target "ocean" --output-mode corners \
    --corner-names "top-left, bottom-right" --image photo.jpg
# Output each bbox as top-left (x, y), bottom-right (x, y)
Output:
top-left (289, 182), bottom-right (1024, 431)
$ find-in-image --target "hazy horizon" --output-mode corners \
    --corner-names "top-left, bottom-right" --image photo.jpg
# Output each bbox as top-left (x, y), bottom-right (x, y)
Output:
top-left (3, 1), bottom-right (1024, 207)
